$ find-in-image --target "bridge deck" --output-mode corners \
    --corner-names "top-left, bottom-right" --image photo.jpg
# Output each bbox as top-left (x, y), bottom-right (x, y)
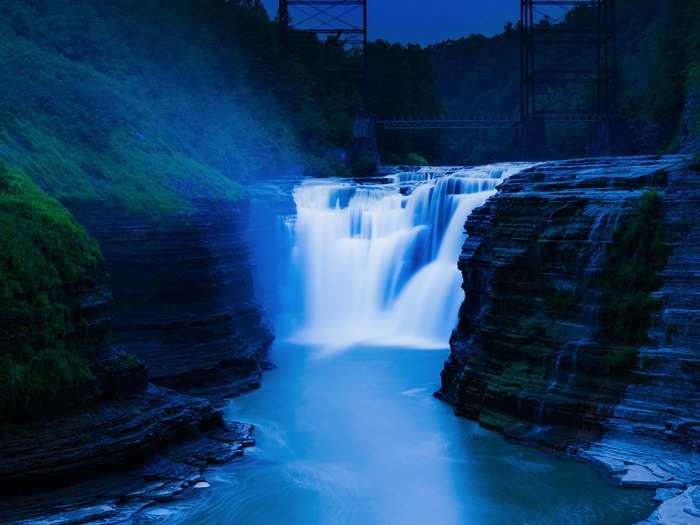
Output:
top-left (377, 113), bottom-right (604, 130)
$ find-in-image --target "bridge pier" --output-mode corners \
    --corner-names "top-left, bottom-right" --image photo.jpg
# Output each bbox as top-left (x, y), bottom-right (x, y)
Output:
top-left (350, 112), bottom-right (380, 175)
top-left (519, 118), bottom-right (548, 160)
top-left (588, 118), bottom-right (628, 156)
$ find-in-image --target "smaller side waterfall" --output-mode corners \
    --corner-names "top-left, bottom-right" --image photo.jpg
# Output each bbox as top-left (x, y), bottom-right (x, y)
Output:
top-left (289, 163), bottom-right (530, 348)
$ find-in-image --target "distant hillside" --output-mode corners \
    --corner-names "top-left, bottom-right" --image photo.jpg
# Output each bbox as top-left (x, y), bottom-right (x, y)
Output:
top-left (370, 0), bottom-right (700, 163)
top-left (0, 0), bottom-right (358, 215)
top-left (0, 0), bottom-right (696, 204)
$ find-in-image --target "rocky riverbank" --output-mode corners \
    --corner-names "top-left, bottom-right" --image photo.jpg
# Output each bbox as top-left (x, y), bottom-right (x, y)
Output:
top-left (75, 198), bottom-right (274, 398)
top-left (437, 155), bottom-right (700, 524)
top-left (0, 197), bottom-right (274, 523)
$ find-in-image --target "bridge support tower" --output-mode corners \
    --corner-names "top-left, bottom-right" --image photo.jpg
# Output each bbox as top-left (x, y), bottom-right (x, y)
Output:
top-left (278, 0), bottom-right (369, 108)
top-left (520, 0), bottom-right (620, 158)
top-left (278, 1), bottom-right (375, 172)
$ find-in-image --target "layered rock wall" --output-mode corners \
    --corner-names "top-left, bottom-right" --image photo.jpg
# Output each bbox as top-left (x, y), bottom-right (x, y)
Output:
top-left (438, 155), bottom-right (698, 448)
top-left (76, 198), bottom-right (273, 398)
top-left (437, 154), bottom-right (700, 521)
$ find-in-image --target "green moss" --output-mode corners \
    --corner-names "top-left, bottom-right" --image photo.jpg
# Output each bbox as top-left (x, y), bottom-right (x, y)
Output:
top-left (599, 191), bottom-right (669, 373)
top-left (640, 353), bottom-right (653, 370)
top-left (478, 409), bottom-right (519, 432)
top-left (404, 153), bottom-right (429, 166)
top-left (544, 287), bottom-right (578, 317)
top-left (0, 1), bottom-right (325, 216)
top-left (0, 164), bottom-right (99, 419)
top-left (603, 346), bottom-right (639, 375)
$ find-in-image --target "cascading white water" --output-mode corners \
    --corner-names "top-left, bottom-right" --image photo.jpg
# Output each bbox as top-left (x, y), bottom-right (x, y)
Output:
top-left (289, 163), bottom-right (530, 349)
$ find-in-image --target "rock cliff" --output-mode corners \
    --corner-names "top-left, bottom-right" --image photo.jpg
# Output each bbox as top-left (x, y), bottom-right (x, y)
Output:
top-left (437, 155), bottom-right (700, 523)
top-left (0, 197), bottom-right (273, 522)
top-left (76, 198), bottom-right (274, 399)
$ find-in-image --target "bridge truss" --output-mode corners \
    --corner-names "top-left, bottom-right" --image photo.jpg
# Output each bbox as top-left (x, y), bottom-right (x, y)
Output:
top-left (278, 0), bottom-right (368, 104)
top-left (277, 0), bottom-right (620, 155)
top-left (520, 0), bottom-right (619, 152)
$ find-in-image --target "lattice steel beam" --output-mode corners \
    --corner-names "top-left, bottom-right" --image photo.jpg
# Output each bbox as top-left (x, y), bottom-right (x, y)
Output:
top-left (279, 0), bottom-right (368, 106)
top-left (520, 0), bottom-right (620, 154)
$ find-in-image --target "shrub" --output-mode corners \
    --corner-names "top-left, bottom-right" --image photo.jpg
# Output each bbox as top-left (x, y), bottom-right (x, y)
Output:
top-left (604, 346), bottom-right (639, 375)
top-left (599, 191), bottom-right (669, 373)
top-left (351, 156), bottom-right (378, 177)
top-left (0, 164), bottom-right (100, 419)
top-left (404, 153), bottom-right (429, 166)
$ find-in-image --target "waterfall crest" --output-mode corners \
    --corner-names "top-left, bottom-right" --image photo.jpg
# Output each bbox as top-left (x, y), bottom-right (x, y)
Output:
top-left (289, 163), bottom-right (531, 349)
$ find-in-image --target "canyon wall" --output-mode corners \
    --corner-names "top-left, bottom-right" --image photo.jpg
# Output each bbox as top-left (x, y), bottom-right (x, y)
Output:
top-left (76, 198), bottom-right (274, 399)
top-left (438, 156), bottom-right (700, 505)
top-left (1, 198), bottom-right (272, 521)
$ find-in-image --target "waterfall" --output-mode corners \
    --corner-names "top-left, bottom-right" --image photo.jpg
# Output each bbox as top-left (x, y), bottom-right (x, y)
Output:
top-left (288, 163), bottom-right (530, 349)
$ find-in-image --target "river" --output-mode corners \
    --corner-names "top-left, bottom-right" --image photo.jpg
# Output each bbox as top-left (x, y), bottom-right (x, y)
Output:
top-left (149, 165), bottom-right (655, 524)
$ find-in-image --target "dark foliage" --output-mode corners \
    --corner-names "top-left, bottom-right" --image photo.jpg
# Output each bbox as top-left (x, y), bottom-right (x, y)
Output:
top-left (599, 191), bottom-right (669, 374)
top-left (0, 164), bottom-right (100, 419)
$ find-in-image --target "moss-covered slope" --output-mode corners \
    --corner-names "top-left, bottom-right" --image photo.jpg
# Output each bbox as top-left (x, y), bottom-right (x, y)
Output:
top-left (0, 163), bottom-right (105, 419)
top-left (0, 0), bottom-right (336, 216)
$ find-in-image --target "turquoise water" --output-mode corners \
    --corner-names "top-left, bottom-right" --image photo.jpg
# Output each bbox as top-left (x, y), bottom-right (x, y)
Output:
top-left (155, 343), bottom-right (654, 525)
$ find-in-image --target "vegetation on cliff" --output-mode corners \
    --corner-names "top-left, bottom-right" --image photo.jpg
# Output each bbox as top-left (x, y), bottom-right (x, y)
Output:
top-left (1, 0), bottom-right (696, 210)
top-left (0, 164), bottom-right (101, 420)
top-left (600, 190), bottom-right (669, 373)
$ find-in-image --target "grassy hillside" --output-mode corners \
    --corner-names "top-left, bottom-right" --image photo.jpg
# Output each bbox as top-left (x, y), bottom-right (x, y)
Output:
top-left (0, 163), bottom-right (101, 419)
top-left (0, 0), bottom-right (365, 419)
top-left (0, 0), bottom-right (359, 216)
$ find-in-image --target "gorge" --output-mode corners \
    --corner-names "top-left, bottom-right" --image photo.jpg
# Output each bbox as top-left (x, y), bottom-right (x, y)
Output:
top-left (2, 151), bottom-right (699, 525)
top-left (153, 155), bottom-right (700, 525)
top-left (1, 2), bottom-right (700, 524)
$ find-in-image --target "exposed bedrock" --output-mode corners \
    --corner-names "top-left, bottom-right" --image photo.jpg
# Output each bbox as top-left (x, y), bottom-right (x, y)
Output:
top-left (0, 368), bottom-right (255, 523)
top-left (437, 155), bottom-right (700, 518)
top-left (0, 199), bottom-right (273, 522)
top-left (75, 198), bottom-right (274, 399)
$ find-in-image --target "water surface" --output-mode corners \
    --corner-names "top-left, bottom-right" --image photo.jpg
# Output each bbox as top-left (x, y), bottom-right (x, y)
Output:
top-left (156, 343), bottom-right (654, 525)
top-left (157, 166), bottom-right (656, 524)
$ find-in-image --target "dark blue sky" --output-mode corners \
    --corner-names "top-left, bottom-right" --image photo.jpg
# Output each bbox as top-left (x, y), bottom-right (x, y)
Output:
top-left (261, 1), bottom-right (519, 45)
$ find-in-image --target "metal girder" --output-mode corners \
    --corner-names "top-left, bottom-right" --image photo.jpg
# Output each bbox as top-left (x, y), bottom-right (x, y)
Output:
top-left (520, 0), bottom-right (620, 153)
top-left (376, 111), bottom-right (603, 130)
top-left (279, 0), bottom-right (368, 107)
top-left (279, 0), bottom-right (366, 43)
top-left (377, 117), bottom-right (519, 130)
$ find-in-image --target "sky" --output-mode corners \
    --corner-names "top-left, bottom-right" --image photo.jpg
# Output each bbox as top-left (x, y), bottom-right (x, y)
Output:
top-left (261, 1), bottom-right (519, 45)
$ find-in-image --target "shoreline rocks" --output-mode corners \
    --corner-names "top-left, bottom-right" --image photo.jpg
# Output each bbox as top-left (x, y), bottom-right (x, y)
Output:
top-left (0, 197), bottom-right (273, 523)
top-left (1, 418), bottom-right (256, 524)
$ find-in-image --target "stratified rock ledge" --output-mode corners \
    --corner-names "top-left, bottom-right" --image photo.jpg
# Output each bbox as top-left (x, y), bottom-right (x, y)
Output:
top-left (0, 398), bottom-right (255, 524)
top-left (437, 155), bottom-right (700, 524)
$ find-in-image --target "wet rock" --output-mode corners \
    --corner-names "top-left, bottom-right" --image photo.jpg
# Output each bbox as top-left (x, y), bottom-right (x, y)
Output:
top-left (0, 385), bottom-right (219, 489)
top-left (655, 488), bottom-right (685, 503)
top-left (12, 503), bottom-right (120, 525)
top-left (639, 486), bottom-right (700, 525)
top-left (0, 415), bottom-right (256, 524)
top-left (1, 198), bottom-right (272, 523)
top-left (206, 421), bottom-right (255, 447)
top-left (437, 155), bottom-right (700, 520)
top-left (163, 437), bottom-right (244, 467)
top-left (74, 198), bottom-right (274, 399)
top-left (438, 155), bottom-right (689, 440)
